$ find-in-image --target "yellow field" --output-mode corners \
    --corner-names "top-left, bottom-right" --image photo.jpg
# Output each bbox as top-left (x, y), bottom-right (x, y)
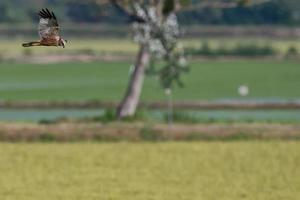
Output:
top-left (0, 142), bottom-right (299, 200)
top-left (1, 37), bottom-right (299, 56)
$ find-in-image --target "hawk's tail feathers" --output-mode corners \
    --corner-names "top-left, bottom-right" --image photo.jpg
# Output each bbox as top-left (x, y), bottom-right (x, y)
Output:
top-left (22, 42), bottom-right (41, 47)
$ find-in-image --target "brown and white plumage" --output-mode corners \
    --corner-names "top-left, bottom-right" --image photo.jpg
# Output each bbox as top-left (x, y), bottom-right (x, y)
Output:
top-left (23, 8), bottom-right (67, 48)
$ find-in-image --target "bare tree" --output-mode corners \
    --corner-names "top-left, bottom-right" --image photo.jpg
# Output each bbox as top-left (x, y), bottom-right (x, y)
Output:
top-left (109, 0), bottom-right (189, 119)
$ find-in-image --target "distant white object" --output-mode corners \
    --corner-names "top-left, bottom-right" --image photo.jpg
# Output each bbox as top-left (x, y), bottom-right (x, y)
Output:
top-left (238, 85), bottom-right (249, 97)
top-left (165, 88), bottom-right (172, 96)
top-left (179, 56), bottom-right (187, 66)
top-left (129, 65), bottom-right (135, 75)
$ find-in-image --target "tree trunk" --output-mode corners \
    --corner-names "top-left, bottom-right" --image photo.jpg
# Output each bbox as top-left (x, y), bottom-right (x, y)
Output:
top-left (117, 44), bottom-right (150, 119)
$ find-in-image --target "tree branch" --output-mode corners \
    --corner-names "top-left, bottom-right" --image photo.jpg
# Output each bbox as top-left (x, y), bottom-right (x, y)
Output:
top-left (109, 0), bottom-right (147, 23)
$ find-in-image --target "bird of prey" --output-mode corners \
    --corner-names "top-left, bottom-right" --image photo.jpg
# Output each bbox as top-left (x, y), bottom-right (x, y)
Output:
top-left (22, 9), bottom-right (67, 48)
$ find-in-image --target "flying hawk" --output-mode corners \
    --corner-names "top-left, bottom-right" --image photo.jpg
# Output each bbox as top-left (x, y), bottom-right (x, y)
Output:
top-left (22, 9), bottom-right (67, 48)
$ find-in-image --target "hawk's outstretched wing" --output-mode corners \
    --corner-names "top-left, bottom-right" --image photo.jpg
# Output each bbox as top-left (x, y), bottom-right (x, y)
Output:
top-left (38, 9), bottom-right (59, 39)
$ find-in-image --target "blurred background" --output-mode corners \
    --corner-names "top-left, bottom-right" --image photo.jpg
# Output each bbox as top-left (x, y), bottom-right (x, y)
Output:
top-left (0, 1), bottom-right (300, 199)
top-left (0, 0), bottom-right (299, 123)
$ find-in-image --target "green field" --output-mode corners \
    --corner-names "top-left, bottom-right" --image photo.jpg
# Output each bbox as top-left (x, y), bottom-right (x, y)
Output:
top-left (0, 61), bottom-right (299, 101)
top-left (0, 142), bottom-right (299, 200)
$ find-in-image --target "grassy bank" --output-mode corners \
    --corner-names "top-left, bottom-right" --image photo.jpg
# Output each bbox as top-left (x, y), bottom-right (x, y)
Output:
top-left (0, 122), bottom-right (299, 142)
top-left (0, 142), bottom-right (299, 200)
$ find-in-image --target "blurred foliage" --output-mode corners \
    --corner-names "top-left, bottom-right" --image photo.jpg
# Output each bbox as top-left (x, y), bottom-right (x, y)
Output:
top-left (0, 0), bottom-right (299, 25)
top-left (185, 41), bottom-right (277, 57)
top-left (179, 0), bottom-right (294, 25)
